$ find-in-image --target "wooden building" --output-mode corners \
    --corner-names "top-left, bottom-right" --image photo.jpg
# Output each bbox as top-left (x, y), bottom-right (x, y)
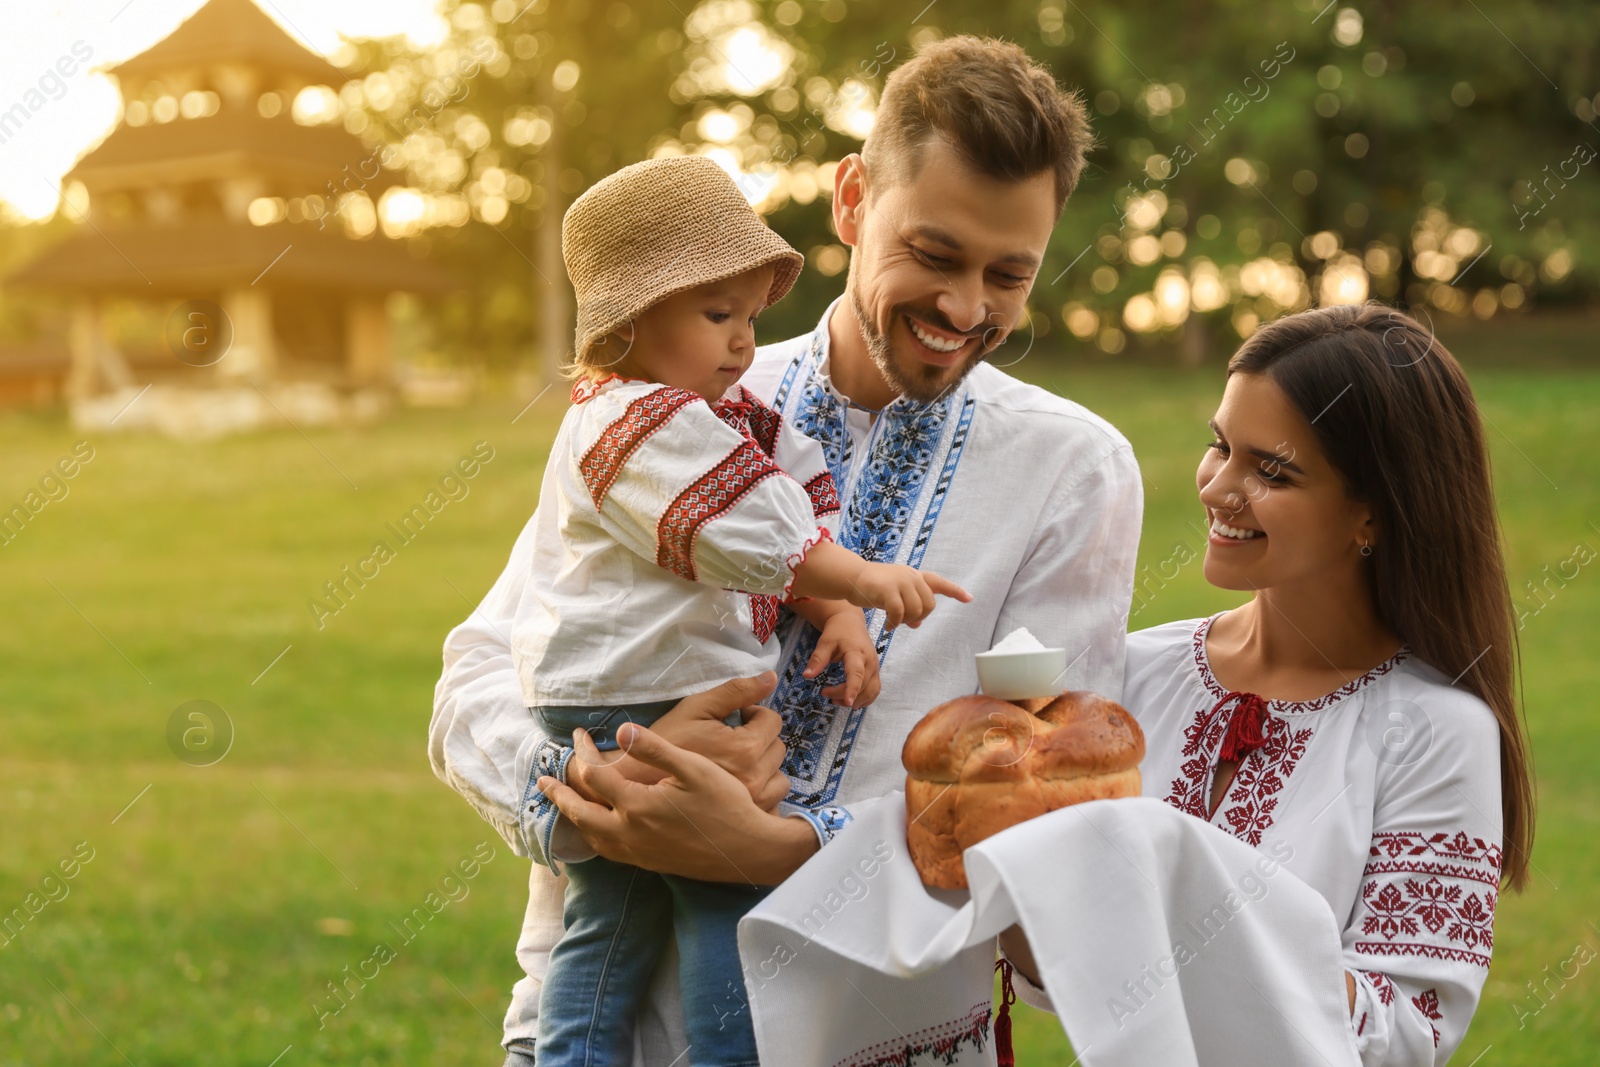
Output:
top-left (8, 0), bottom-right (450, 400)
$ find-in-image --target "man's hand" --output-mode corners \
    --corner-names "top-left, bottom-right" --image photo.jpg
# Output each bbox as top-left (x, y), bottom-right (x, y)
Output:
top-left (538, 720), bottom-right (819, 884)
top-left (563, 673), bottom-right (790, 811)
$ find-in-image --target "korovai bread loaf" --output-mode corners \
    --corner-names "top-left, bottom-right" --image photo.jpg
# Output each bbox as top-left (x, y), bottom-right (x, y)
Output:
top-left (901, 690), bottom-right (1145, 889)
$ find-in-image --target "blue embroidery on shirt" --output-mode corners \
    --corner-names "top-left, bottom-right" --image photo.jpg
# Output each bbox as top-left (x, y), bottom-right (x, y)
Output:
top-left (524, 738), bottom-right (575, 875)
top-left (802, 804), bottom-right (854, 845)
top-left (768, 326), bottom-right (976, 807)
top-left (772, 339), bottom-right (810, 410)
top-left (789, 391), bottom-right (851, 495)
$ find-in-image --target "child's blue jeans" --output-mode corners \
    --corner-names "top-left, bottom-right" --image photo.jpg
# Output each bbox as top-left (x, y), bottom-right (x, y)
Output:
top-left (532, 699), bottom-right (768, 1067)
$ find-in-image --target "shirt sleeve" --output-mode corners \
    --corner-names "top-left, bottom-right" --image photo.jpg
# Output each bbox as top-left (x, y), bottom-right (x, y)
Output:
top-left (990, 436), bottom-right (1144, 701)
top-left (578, 387), bottom-right (828, 596)
top-left (428, 506), bottom-right (593, 871)
top-left (1343, 692), bottom-right (1504, 1065)
top-left (772, 412), bottom-right (842, 536)
top-left (777, 800), bottom-right (854, 850)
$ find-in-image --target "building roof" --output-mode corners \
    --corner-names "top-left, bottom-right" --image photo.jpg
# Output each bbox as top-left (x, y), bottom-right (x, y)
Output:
top-left (109, 0), bottom-right (347, 86)
top-left (68, 111), bottom-right (402, 195)
top-left (8, 220), bottom-right (454, 295)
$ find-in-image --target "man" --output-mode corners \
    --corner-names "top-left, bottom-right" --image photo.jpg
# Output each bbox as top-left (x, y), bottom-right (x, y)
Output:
top-left (430, 35), bottom-right (1142, 1064)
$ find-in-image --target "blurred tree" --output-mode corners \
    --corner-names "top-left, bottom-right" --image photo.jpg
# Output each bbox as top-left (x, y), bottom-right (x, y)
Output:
top-left (343, 0), bottom-right (689, 380)
top-left (343, 0), bottom-right (1599, 368)
top-left (702, 0), bottom-right (1600, 356)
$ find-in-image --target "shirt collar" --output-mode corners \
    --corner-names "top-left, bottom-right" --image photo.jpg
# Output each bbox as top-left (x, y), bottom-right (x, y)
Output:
top-left (569, 372), bottom-right (650, 405)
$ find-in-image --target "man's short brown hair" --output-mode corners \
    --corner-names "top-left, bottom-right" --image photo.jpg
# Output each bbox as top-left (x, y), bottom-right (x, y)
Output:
top-left (862, 35), bottom-right (1093, 216)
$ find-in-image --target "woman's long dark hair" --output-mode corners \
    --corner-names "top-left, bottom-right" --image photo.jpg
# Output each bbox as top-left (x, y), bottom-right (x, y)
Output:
top-left (1229, 302), bottom-right (1534, 891)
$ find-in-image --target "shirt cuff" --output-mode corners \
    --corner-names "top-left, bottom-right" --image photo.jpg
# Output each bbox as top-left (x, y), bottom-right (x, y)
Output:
top-left (781, 527), bottom-right (834, 604)
top-left (519, 738), bottom-right (597, 876)
top-left (778, 800), bottom-right (853, 849)
top-left (1349, 970), bottom-right (1392, 1060)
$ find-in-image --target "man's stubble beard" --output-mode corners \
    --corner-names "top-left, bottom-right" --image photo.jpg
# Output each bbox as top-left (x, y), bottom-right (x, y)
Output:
top-left (847, 283), bottom-right (992, 406)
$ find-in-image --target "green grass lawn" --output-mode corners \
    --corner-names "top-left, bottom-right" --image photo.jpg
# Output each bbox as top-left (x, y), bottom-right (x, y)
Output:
top-left (1, 338), bottom-right (1596, 1065)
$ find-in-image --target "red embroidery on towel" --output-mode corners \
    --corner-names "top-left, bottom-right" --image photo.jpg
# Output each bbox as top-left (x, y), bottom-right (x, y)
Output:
top-left (832, 1002), bottom-right (993, 1067)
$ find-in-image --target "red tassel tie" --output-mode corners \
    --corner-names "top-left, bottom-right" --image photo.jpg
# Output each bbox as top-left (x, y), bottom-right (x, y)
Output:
top-left (1216, 691), bottom-right (1270, 762)
top-left (995, 957), bottom-right (1017, 1066)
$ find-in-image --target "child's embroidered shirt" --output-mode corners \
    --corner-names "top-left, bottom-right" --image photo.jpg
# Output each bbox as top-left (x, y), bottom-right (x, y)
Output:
top-left (512, 374), bottom-right (840, 707)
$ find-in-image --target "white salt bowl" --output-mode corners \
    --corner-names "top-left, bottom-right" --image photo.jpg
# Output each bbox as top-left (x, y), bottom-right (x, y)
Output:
top-left (974, 646), bottom-right (1068, 701)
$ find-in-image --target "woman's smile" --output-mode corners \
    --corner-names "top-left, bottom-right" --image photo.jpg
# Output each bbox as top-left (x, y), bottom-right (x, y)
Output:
top-left (1208, 512), bottom-right (1266, 546)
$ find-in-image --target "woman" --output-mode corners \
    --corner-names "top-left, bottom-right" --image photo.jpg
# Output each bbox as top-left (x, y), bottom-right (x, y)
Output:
top-left (1002, 303), bottom-right (1535, 1064)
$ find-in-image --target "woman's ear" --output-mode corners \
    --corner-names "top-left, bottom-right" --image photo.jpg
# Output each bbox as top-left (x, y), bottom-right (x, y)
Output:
top-left (1357, 510), bottom-right (1379, 550)
top-left (833, 154), bottom-right (867, 247)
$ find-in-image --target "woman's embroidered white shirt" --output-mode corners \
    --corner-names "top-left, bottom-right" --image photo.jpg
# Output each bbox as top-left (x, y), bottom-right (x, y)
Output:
top-left (1115, 613), bottom-right (1504, 1065)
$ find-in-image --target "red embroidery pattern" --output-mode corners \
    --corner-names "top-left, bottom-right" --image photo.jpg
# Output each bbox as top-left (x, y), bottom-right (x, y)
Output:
top-left (579, 386), bottom-right (700, 508)
top-left (656, 440), bottom-right (785, 582)
top-left (1357, 880), bottom-right (1496, 967)
top-left (718, 387), bottom-right (837, 520)
top-left (726, 385), bottom-right (783, 454)
top-left (833, 1002), bottom-right (992, 1067)
top-left (751, 593), bottom-right (780, 644)
top-left (712, 384), bottom-right (783, 455)
top-left (1164, 702), bottom-right (1230, 820)
top-left (1159, 689), bottom-right (1314, 846)
top-left (1190, 614), bottom-right (1410, 711)
top-left (1217, 718), bottom-right (1314, 845)
top-left (1356, 830), bottom-right (1500, 969)
top-left (1363, 971), bottom-right (1396, 1006)
top-left (1412, 988), bottom-right (1443, 1047)
top-left (1368, 831), bottom-right (1504, 886)
top-left (805, 470), bottom-right (841, 517)
top-left (1162, 615), bottom-right (1410, 846)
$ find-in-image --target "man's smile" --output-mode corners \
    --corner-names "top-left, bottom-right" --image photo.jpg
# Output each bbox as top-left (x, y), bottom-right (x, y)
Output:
top-left (903, 313), bottom-right (977, 366)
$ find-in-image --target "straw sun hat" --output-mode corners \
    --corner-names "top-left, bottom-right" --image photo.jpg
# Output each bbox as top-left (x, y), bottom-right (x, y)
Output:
top-left (561, 155), bottom-right (804, 367)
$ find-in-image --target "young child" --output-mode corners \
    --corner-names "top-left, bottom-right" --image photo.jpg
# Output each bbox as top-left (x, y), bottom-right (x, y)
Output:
top-left (511, 155), bottom-right (970, 1066)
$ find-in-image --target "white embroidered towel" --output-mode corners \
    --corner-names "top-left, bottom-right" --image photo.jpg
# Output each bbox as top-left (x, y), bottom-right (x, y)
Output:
top-left (738, 793), bottom-right (1361, 1067)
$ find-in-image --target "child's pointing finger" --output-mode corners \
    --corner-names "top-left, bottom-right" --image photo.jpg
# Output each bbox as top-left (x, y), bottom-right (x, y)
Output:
top-left (922, 573), bottom-right (972, 603)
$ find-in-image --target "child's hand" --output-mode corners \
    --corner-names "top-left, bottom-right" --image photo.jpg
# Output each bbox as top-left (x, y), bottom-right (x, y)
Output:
top-left (803, 609), bottom-right (880, 708)
top-left (846, 563), bottom-right (971, 631)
